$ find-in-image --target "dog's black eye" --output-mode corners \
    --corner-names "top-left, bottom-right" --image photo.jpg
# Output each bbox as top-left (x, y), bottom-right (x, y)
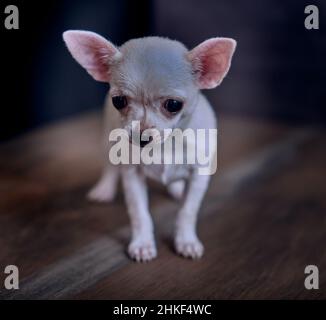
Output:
top-left (163, 99), bottom-right (183, 114)
top-left (112, 96), bottom-right (128, 110)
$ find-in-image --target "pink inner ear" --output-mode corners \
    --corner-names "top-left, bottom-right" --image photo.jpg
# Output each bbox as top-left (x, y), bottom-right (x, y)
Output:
top-left (188, 38), bottom-right (236, 89)
top-left (63, 31), bottom-right (120, 82)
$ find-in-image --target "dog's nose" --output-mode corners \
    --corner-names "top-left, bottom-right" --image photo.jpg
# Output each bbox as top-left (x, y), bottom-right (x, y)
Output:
top-left (140, 135), bottom-right (153, 148)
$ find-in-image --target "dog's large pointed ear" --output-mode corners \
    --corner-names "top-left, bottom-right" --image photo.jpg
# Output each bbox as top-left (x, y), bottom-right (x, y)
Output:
top-left (63, 30), bottom-right (121, 82)
top-left (187, 38), bottom-right (236, 89)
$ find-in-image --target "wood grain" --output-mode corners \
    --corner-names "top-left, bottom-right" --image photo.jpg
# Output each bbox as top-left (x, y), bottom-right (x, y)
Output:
top-left (0, 112), bottom-right (324, 299)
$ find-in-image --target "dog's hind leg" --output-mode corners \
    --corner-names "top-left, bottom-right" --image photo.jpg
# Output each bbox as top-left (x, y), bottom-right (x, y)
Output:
top-left (87, 164), bottom-right (119, 202)
top-left (168, 180), bottom-right (185, 201)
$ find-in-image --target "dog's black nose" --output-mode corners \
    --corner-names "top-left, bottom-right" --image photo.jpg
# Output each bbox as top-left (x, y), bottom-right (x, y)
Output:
top-left (140, 136), bottom-right (153, 148)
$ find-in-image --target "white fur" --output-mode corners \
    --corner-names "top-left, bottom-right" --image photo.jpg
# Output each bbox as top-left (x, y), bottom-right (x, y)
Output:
top-left (63, 31), bottom-right (236, 262)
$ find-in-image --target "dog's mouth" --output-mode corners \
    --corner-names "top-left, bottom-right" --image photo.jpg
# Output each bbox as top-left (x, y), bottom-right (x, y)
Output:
top-left (129, 135), bottom-right (154, 148)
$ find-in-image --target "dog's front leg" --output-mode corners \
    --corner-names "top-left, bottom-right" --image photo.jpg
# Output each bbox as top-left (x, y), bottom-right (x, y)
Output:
top-left (122, 166), bottom-right (157, 262)
top-left (175, 172), bottom-right (210, 259)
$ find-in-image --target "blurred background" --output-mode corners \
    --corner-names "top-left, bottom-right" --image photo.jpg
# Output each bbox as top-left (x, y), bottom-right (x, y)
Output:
top-left (0, 0), bottom-right (326, 300)
top-left (1, 0), bottom-right (325, 141)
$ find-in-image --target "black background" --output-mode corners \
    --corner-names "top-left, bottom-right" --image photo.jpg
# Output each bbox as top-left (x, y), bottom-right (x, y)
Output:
top-left (0, 0), bottom-right (325, 141)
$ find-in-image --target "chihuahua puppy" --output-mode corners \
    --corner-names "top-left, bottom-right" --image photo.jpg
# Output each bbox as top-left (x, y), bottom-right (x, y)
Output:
top-left (63, 31), bottom-right (236, 262)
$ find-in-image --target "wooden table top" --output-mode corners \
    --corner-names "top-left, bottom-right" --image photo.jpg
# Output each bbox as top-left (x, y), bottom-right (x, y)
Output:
top-left (0, 112), bottom-right (325, 299)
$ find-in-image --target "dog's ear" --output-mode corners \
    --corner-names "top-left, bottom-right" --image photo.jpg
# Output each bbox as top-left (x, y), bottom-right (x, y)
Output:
top-left (63, 30), bottom-right (121, 82)
top-left (187, 38), bottom-right (236, 89)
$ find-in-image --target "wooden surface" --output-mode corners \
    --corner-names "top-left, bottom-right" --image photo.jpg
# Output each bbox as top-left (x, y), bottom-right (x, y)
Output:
top-left (0, 112), bottom-right (325, 299)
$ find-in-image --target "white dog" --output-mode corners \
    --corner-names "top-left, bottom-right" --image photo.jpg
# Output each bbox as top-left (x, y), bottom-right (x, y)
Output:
top-left (63, 31), bottom-right (236, 262)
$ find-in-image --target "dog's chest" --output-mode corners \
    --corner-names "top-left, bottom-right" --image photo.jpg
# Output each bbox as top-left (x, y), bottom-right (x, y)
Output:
top-left (140, 163), bottom-right (190, 185)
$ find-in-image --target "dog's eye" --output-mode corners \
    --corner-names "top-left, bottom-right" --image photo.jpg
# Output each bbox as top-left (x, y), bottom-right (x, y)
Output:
top-left (163, 99), bottom-right (183, 114)
top-left (112, 96), bottom-right (128, 110)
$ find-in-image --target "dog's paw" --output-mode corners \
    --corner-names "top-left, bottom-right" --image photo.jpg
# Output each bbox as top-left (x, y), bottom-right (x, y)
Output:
top-left (87, 180), bottom-right (116, 203)
top-left (168, 180), bottom-right (185, 201)
top-left (128, 238), bottom-right (157, 262)
top-left (175, 234), bottom-right (204, 259)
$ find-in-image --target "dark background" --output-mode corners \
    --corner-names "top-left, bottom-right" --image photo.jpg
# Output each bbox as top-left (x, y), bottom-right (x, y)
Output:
top-left (1, 0), bottom-right (325, 141)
